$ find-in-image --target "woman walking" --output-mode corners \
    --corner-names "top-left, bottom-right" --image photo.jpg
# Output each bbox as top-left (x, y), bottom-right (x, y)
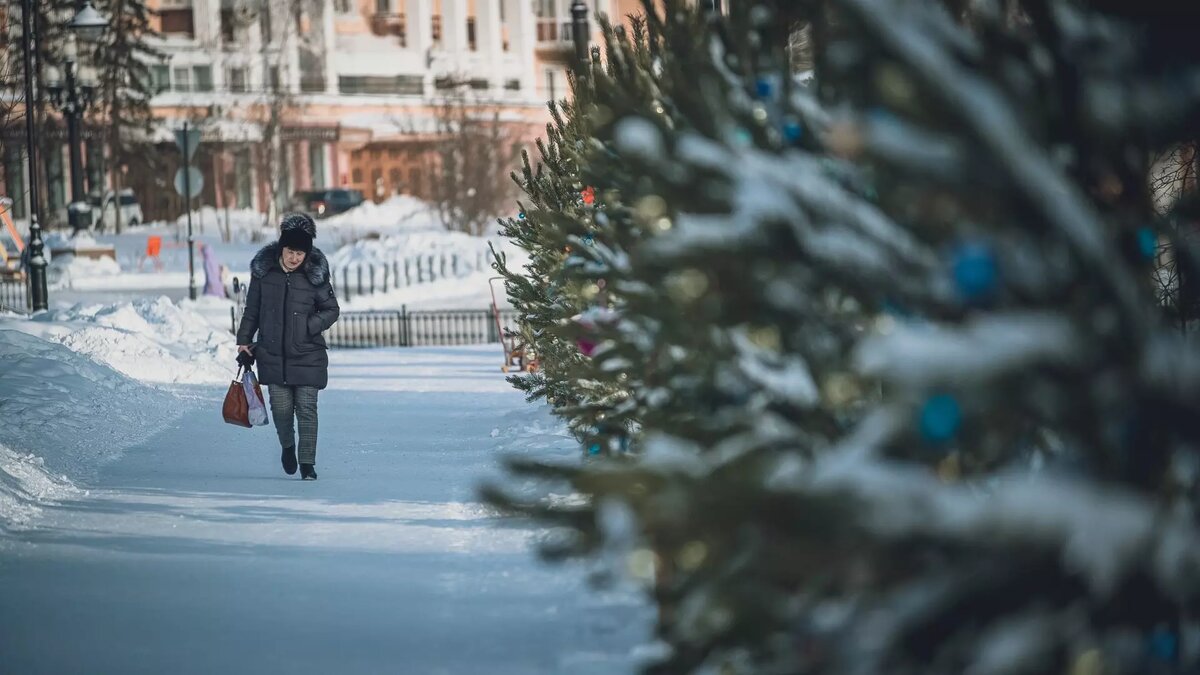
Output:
top-left (236, 213), bottom-right (340, 480)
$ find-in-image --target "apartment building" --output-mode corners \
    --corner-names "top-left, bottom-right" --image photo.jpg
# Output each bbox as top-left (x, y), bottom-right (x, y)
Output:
top-left (141, 0), bottom-right (645, 220)
top-left (1, 0), bottom-right (644, 224)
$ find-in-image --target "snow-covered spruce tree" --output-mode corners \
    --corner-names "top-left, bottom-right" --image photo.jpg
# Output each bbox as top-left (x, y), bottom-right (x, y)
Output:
top-left (489, 0), bottom-right (1200, 673)
top-left (490, 37), bottom-right (654, 457)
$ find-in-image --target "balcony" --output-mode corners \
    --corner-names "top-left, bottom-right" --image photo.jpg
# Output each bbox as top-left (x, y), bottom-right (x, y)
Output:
top-left (535, 19), bottom-right (576, 61)
top-left (370, 12), bottom-right (406, 45)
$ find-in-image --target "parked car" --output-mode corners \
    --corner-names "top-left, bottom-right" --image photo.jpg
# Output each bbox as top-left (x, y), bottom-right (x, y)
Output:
top-left (292, 188), bottom-right (365, 218)
top-left (89, 189), bottom-right (144, 231)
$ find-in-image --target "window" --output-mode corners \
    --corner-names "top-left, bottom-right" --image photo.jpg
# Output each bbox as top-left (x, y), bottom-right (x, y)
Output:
top-left (46, 139), bottom-right (64, 213)
top-left (337, 75), bottom-right (423, 95)
top-left (505, 78), bottom-right (520, 91)
top-left (374, 0), bottom-right (388, 13)
top-left (86, 141), bottom-right (105, 195)
top-left (351, 168), bottom-right (363, 183)
top-left (268, 66), bottom-right (281, 91)
top-left (545, 68), bottom-right (556, 101)
top-left (219, 9), bottom-right (235, 42)
top-left (467, 17), bottom-right (476, 50)
top-left (150, 64), bottom-right (170, 93)
top-left (192, 65), bottom-right (213, 92)
top-left (469, 78), bottom-right (488, 90)
top-left (260, 5), bottom-right (272, 43)
top-left (228, 67), bottom-right (247, 93)
top-left (408, 167), bottom-right (421, 194)
top-left (334, 0), bottom-right (352, 13)
top-left (160, 8), bottom-right (195, 35)
top-left (173, 66), bottom-right (191, 92)
top-left (309, 144), bottom-right (326, 188)
top-left (3, 144), bottom-right (26, 218)
top-left (235, 149), bottom-right (253, 208)
top-left (388, 167), bottom-right (402, 189)
top-left (431, 14), bottom-right (441, 42)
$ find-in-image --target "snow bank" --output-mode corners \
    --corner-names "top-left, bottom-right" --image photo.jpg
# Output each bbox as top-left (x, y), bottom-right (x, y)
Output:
top-left (42, 297), bottom-right (238, 385)
top-left (7, 296), bottom-right (238, 386)
top-left (328, 230), bottom-right (493, 269)
top-left (0, 329), bottom-right (181, 530)
top-left (0, 444), bottom-right (80, 532)
top-left (48, 254), bottom-right (123, 288)
top-left (321, 195), bottom-right (447, 243)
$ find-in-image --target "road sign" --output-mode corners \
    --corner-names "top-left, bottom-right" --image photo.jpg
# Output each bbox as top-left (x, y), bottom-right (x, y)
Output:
top-left (174, 127), bottom-right (201, 161)
top-left (173, 166), bottom-right (203, 199)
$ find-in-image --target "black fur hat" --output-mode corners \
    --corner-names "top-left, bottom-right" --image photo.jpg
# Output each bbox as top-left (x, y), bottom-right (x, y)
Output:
top-left (280, 212), bottom-right (316, 238)
top-left (279, 227), bottom-right (313, 254)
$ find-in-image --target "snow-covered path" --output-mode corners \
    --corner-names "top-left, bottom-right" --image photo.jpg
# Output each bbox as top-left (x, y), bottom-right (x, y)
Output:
top-left (0, 346), bottom-right (649, 674)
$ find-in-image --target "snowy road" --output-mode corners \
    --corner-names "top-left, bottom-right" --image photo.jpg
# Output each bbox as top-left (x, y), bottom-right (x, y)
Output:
top-left (0, 346), bottom-right (650, 674)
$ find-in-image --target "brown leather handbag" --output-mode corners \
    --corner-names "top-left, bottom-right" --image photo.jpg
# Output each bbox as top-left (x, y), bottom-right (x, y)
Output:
top-left (222, 367), bottom-right (252, 428)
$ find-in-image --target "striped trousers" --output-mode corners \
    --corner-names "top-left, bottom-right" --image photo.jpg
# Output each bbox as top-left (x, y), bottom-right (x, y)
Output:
top-left (267, 385), bottom-right (319, 465)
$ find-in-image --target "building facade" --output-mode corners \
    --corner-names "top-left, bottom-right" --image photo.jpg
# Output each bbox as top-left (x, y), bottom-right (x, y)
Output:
top-left (1, 0), bottom-right (646, 224)
top-left (141, 0), bottom-right (613, 221)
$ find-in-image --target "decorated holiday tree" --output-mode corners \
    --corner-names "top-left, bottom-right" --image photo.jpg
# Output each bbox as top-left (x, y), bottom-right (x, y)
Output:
top-left (487, 0), bottom-right (1200, 672)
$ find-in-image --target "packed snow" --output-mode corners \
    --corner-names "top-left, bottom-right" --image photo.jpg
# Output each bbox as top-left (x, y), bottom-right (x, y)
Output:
top-left (0, 296), bottom-right (651, 671)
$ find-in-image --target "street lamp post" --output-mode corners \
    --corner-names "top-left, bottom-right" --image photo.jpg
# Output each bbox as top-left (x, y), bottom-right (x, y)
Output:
top-left (19, 0), bottom-right (48, 310)
top-left (570, 1), bottom-right (589, 68)
top-left (46, 1), bottom-right (109, 234)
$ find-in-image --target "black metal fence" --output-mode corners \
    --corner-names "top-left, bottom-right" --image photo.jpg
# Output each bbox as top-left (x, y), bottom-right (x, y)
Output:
top-left (325, 308), bottom-right (520, 348)
top-left (229, 302), bottom-right (521, 349)
top-left (329, 249), bottom-right (491, 302)
top-left (0, 278), bottom-right (29, 313)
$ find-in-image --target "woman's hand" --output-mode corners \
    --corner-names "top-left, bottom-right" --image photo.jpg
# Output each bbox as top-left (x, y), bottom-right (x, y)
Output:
top-left (237, 345), bottom-right (254, 355)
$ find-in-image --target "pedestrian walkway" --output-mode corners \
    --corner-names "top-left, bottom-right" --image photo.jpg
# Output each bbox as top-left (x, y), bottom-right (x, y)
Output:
top-left (0, 346), bottom-right (649, 674)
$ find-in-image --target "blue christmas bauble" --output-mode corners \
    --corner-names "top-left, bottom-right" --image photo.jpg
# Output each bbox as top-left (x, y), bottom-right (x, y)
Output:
top-left (1137, 227), bottom-right (1158, 260)
top-left (783, 121), bottom-right (803, 144)
top-left (919, 394), bottom-right (961, 444)
top-left (951, 243), bottom-right (999, 303)
top-left (583, 234), bottom-right (595, 246)
top-left (518, 211), bottom-right (526, 220)
top-left (1149, 627), bottom-right (1177, 662)
top-left (756, 78), bottom-right (773, 98)
top-left (587, 443), bottom-right (602, 456)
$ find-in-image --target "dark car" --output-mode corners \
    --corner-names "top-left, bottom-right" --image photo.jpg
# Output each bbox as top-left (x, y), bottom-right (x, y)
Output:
top-left (292, 188), bottom-right (365, 218)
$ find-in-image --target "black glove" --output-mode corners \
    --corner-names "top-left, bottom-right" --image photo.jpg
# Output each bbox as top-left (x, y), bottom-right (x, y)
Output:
top-left (236, 349), bottom-right (255, 368)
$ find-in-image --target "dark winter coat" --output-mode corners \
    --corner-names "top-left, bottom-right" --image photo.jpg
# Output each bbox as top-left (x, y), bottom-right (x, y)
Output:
top-left (236, 243), bottom-right (340, 389)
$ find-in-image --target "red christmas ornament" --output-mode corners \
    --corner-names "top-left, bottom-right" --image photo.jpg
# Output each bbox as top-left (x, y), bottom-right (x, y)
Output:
top-left (576, 338), bottom-right (598, 357)
top-left (581, 186), bottom-right (596, 205)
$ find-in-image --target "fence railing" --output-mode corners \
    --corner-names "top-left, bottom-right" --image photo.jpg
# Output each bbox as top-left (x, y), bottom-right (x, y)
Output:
top-left (0, 277), bottom-right (29, 313)
top-left (329, 249), bottom-right (491, 303)
top-left (325, 308), bottom-right (519, 348)
top-left (230, 303), bottom-right (520, 349)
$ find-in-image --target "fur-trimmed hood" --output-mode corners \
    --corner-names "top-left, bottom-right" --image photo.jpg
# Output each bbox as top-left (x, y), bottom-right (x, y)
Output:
top-left (250, 243), bottom-right (330, 286)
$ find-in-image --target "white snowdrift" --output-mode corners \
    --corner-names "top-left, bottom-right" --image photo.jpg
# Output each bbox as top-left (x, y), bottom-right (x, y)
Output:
top-left (0, 328), bottom-right (182, 530)
top-left (7, 296), bottom-right (238, 386)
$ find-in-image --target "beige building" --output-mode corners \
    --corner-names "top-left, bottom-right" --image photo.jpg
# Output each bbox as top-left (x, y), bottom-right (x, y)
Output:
top-left (131, 0), bottom-right (648, 221)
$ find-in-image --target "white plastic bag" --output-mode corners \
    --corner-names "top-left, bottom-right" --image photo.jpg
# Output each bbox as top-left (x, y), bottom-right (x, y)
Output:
top-left (242, 368), bottom-right (269, 426)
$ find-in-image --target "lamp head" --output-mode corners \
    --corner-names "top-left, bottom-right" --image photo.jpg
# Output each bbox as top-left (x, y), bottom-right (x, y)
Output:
top-left (69, 1), bottom-right (109, 43)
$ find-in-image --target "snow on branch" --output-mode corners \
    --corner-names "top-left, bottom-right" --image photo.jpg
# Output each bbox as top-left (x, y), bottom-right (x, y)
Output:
top-left (854, 311), bottom-right (1080, 387)
top-left (790, 446), bottom-right (1200, 597)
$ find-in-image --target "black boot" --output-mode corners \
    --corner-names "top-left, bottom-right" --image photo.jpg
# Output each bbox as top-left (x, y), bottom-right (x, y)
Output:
top-left (281, 446), bottom-right (298, 475)
top-left (300, 463), bottom-right (318, 480)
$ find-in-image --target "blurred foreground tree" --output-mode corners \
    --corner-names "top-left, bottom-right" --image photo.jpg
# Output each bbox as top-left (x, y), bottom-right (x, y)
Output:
top-left (487, 1), bottom-right (1200, 673)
